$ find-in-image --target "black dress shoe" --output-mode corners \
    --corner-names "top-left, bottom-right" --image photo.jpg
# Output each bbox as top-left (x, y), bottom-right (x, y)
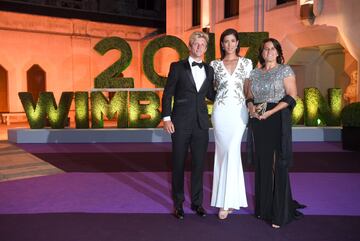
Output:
top-left (191, 205), bottom-right (206, 217)
top-left (174, 208), bottom-right (184, 220)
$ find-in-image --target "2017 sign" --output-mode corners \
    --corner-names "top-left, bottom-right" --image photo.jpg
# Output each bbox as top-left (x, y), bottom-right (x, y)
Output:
top-left (18, 33), bottom-right (342, 128)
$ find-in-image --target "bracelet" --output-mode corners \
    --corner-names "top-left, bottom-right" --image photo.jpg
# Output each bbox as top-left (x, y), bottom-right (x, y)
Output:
top-left (246, 98), bottom-right (254, 106)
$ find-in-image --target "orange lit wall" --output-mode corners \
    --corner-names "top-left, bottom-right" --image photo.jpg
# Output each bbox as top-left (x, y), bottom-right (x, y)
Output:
top-left (0, 11), bottom-right (158, 113)
top-left (1, 0), bottom-right (359, 114)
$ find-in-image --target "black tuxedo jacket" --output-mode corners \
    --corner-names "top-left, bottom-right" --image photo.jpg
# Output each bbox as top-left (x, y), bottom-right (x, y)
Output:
top-left (162, 59), bottom-right (216, 130)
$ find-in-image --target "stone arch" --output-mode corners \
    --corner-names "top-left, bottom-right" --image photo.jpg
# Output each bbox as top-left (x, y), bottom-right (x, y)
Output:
top-left (282, 26), bottom-right (358, 101)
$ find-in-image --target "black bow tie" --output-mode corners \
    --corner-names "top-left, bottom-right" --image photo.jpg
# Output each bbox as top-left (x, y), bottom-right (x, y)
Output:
top-left (192, 61), bottom-right (204, 68)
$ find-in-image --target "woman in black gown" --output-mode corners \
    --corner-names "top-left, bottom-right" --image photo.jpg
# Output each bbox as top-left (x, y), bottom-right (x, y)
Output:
top-left (245, 38), bottom-right (305, 228)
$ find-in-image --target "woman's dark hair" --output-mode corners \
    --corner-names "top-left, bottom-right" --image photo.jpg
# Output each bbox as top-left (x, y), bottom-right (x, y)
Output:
top-left (258, 38), bottom-right (285, 68)
top-left (220, 28), bottom-right (240, 60)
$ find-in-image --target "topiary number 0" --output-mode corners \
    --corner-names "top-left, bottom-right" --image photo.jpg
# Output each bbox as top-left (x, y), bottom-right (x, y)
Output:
top-left (142, 35), bottom-right (189, 87)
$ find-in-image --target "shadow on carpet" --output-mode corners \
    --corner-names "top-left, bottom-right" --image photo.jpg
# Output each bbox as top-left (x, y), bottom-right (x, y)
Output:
top-left (30, 152), bottom-right (360, 172)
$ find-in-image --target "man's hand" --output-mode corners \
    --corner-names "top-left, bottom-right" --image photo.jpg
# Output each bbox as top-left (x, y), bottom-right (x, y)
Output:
top-left (163, 120), bottom-right (175, 134)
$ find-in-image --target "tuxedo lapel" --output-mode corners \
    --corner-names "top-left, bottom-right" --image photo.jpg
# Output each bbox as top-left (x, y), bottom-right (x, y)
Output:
top-left (184, 61), bottom-right (197, 91)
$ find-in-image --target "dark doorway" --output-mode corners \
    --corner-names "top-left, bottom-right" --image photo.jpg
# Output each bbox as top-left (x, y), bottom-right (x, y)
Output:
top-left (0, 65), bottom-right (8, 112)
top-left (27, 64), bottom-right (46, 102)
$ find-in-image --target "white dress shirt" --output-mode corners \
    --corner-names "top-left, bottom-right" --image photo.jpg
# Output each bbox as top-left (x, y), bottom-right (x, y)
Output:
top-left (188, 56), bottom-right (206, 92)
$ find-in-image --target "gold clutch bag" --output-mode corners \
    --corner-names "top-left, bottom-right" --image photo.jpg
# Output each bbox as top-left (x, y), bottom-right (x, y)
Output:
top-left (255, 102), bottom-right (267, 115)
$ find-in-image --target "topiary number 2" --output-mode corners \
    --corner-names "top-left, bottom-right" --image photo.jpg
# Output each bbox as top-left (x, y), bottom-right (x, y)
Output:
top-left (94, 37), bottom-right (134, 88)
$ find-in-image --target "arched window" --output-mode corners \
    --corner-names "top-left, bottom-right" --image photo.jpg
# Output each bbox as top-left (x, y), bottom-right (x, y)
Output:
top-left (0, 65), bottom-right (8, 112)
top-left (192, 0), bottom-right (201, 27)
top-left (224, 0), bottom-right (239, 19)
top-left (27, 64), bottom-right (46, 102)
top-left (277, 0), bottom-right (296, 5)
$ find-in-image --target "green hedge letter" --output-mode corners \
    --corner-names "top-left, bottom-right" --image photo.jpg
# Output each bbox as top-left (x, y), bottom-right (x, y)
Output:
top-left (75, 91), bottom-right (89, 128)
top-left (19, 92), bottom-right (73, 129)
top-left (292, 97), bottom-right (304, 125)
top-left (238, 32), bottom-right (269, 68)
top-left (143, 35), bottom-right (188, 87)
top-left (304, 87), bottom-right (342, 126)
top-left (129, 91), bottom-right (161, 128)
top-left (91, 91), bottom-right (128, 128)
top-left (94, 37), bottom-right (134, 88)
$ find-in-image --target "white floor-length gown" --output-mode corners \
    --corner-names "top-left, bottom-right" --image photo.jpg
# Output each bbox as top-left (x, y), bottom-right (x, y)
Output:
top-left (210, 57), bottom-right (252, 210)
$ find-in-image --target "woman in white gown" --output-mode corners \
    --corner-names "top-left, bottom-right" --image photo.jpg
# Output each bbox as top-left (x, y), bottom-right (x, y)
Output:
top-left (210, 28), bottom-right (253, 219)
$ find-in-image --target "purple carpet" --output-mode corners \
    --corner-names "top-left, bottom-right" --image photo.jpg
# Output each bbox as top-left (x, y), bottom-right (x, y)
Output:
top-left (0, 172), bottom-right (359, 215)
top-left (0, 142), bottom-right (359, 241)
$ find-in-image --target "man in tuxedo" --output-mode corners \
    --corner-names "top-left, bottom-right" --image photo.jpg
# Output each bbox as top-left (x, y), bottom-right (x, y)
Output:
top-left (162, 31), bottom-right (216, 219)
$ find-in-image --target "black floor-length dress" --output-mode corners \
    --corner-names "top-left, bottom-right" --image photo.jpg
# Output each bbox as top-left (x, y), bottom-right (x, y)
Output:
top-left (247, 64), bottom-right (303, 226)
top-left (251, 103), bottom-right (298, 226)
